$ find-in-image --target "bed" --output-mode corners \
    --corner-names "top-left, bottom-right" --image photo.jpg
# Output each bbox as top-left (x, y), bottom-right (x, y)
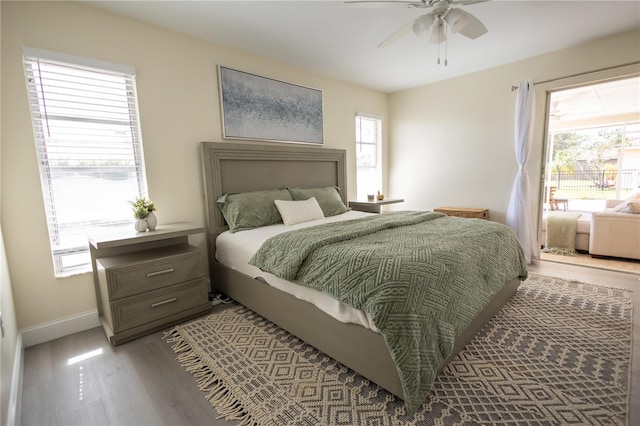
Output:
top-left (201, 141), bottom-right (527, 410)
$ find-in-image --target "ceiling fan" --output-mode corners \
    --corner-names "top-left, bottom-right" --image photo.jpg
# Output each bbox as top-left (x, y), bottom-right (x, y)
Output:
top-left (549, 101), bottom-right (600, 121)
top-left (346, 0), bottom-right (489, 64)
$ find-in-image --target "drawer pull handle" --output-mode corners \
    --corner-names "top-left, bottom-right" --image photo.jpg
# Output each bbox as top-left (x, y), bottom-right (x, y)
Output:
top-left (151, 297), bottom-right (178, 308)
top-left (147, 268), bottom-right (175, 278)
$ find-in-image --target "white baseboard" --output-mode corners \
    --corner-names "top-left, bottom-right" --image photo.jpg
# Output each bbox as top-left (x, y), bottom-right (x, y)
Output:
top-left (21, 309), bottom-right (100, 348)
top-left (7, 333), bottom-right (23, 426)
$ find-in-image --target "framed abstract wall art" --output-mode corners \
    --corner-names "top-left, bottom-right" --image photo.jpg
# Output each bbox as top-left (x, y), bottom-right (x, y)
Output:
top-left (218, 65), bottom-right (323, 144)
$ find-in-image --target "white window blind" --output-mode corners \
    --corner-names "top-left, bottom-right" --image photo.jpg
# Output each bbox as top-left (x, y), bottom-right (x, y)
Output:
top-left (355, 113), bottom-right (383, 200)
top-left (23, 50), bottom-right (148, 276)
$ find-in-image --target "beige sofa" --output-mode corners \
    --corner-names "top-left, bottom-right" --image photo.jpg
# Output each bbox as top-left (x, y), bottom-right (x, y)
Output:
top-left (589, 199), bottom-right (640, 260)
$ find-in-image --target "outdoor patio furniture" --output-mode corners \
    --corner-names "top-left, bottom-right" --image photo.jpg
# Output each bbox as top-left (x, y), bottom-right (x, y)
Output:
top-left (589, 199), bottom-right (640, 260)
top-left (544, 186), bottom-right (568, 211)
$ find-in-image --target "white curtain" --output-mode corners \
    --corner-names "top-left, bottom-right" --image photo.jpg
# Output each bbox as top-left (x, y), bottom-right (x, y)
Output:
top-left (506, 81), bottom-right (539, 264)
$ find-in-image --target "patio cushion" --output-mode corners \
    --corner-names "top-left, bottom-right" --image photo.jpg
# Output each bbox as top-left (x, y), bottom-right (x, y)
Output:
top-left (575, 215), bottom-right (591, 234)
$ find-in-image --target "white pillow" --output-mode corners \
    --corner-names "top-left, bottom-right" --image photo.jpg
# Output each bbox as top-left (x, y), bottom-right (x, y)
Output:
top-left (628, 201), bottom-right (640, 214)
top-left (613, 201), bottom-right (630, 212)
top-left (613, 200), bottom-right (640, 214)
top-left (274, 197), bottom-right (325, 226)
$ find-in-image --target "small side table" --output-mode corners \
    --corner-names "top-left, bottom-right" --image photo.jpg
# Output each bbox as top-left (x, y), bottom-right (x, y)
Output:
top-left (349, 198), bottom-right (404, 214)
top-left (434, 207), bottom-right (490, 220)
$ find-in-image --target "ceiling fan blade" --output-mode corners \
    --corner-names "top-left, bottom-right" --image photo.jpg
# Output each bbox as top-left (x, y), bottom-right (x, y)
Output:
top-left (444, 8), bottom-right (468, 33)
top-left (450, 0), bottom-right (489, 5)
top-left (344, 1), bottom-right (427, 8)
top-left (378, 19), bottom-right (417, 47)
top-left (457, 10), bottom-right (488, 39)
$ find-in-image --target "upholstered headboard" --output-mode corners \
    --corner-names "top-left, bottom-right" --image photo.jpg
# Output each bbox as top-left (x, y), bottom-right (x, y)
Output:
top-left (200, 141), bottom-right (347, 249)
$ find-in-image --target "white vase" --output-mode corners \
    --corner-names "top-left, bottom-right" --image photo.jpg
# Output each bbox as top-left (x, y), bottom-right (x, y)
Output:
top-left (146, 212), bottom-right (157, 231)
top-left (134, 219), bottom-right (148, 232)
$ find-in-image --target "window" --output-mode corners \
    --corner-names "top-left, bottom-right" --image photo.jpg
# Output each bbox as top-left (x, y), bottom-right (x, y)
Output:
top-left (355, 113), bottom-right (383, 200)
top-left (23, 48), bottom-right (148, 276)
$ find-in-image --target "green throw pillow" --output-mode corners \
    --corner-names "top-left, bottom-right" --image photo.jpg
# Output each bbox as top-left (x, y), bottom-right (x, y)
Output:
top-left (217, 188), bottom-right (291, 232)
top-left (288, 186), bottom-right (349, 217)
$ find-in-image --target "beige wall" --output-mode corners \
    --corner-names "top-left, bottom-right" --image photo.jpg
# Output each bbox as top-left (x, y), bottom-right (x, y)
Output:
top-left (0, 1), bottom-right (389, 330)
top-left (1, 3), bottom-right (22, 424)
top-left (389, 29), bottom-right (640, 224)
top-left (1, 227), bottom-right (20, 426)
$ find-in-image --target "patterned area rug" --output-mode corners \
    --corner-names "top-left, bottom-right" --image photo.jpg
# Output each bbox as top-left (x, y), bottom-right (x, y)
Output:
top-left (165, 273), bottom-right (633, 425)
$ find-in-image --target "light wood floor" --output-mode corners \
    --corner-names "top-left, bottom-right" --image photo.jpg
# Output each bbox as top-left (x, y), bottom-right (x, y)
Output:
top-left (21, 261), bottom-right (639, 426)
top-left (540, 251), bottom-right (640, 274)
top-left (21, 303), bottom-right (239, 426)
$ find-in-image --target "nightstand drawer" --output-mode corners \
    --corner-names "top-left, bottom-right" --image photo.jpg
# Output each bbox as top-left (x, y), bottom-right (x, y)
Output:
top-left (111, 278), bottom-right (208, 333)
top-left (99, 246), bottom-right (206, 300)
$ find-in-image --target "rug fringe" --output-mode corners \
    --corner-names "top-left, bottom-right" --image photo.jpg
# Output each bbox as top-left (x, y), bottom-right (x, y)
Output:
top-left (542, 247), bottom-right (578, 256)
top-left (164, 328), bottom-right (258, 426)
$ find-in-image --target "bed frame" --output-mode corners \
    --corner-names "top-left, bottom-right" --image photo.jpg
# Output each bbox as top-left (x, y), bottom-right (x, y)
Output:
top-left (201, 140), bottom-right (520, 400)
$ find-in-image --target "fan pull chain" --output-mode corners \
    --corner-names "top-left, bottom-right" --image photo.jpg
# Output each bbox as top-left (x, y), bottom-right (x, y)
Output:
top-left (436, 18), bottom-right (441, 65)
top-left (434, 18), bottom-right (448, 66)
top-left (444, 34), bottom-right (448, 66)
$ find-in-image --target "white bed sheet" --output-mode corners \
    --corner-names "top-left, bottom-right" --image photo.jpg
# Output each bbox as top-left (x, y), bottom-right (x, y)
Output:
top-left (215, 210), bottom-right (379, 331)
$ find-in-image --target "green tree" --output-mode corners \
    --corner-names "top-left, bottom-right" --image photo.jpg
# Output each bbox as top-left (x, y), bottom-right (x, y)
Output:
top-left (549, 132), bottom-right (585, 172)
top-left (550, 127), bottom-right (625, 172)
top-left (580, 128), bottom-right (624, 171)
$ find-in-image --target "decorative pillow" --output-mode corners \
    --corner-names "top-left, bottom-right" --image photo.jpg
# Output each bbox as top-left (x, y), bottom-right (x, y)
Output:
top-left (627, 201), bottom-right (640, 214)
top-left (613, 200), bottom-right (640, 214)
top-left (613, 201), bottom-right (630, 212)
top-left (216, 189), bottom-right (291, 232)
top-left (287, 186), bottom-right (349, 217)
top-left (274, 197), bottom-right (325, 226)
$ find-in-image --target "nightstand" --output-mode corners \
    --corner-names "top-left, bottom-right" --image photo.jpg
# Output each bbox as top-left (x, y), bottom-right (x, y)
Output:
top-left (89, 223), bottom-right (211, 345)
top-left (349, 198), bottom-right (404, 214)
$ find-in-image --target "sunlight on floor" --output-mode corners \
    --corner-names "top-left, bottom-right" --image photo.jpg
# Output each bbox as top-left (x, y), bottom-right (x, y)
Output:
top-left (66, 348), bottom-right (104, 402)
top-left (540, 252), bottom-right (640, 274)
top-left (67, 347), bottom-right (103, 366)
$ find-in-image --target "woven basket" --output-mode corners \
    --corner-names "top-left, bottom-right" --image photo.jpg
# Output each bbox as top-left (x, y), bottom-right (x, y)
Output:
top-left (434, 207), bottom-right (489, 220)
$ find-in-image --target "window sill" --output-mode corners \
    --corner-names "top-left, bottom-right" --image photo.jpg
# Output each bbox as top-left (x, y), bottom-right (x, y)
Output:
top-left (55, 266), bottom-right (92, 279)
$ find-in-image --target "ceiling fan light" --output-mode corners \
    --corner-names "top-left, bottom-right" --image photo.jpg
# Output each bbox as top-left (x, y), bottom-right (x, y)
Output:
top-left (428, 19), bottom-right (446, 44)
top-left (412, 20), bottom-right (427, 37)
top-left (445, 9), bottom-right (469, 34)
top-left (412, 15), bottom-right (434, 37)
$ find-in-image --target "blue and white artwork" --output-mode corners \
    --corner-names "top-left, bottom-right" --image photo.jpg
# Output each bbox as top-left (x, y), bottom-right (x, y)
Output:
top-left (218, 66), bottom-right (323, 144)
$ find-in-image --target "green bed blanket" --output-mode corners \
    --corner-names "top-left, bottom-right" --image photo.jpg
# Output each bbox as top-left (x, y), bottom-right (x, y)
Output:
top-left (250, 211), bottom-right (528, 410)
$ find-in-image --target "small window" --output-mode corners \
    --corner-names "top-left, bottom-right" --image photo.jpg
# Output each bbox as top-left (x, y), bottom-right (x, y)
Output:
top-left (355, 113), bottom-right (383, 200)
top-left (23, 48), bottom-right (148, 276)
